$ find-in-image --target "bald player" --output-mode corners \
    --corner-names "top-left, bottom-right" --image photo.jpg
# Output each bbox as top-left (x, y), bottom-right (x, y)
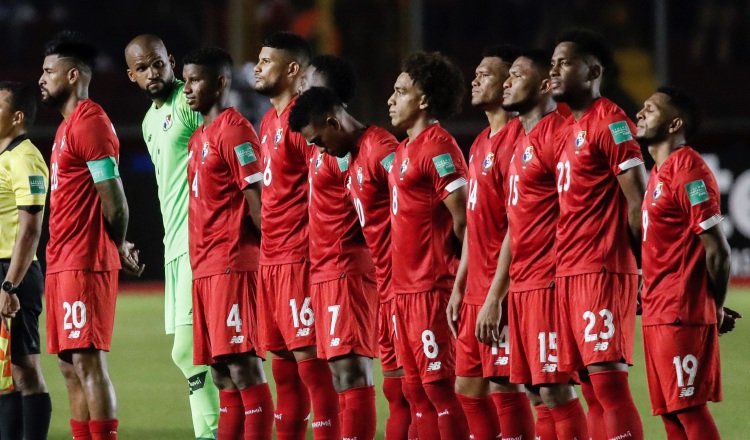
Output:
top-left (125, 34), bottom-right (220, 440)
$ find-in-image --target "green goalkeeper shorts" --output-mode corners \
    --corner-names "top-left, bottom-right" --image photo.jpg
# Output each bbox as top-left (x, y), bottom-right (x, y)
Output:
top-left (165, 253), bottom-right (194, 334)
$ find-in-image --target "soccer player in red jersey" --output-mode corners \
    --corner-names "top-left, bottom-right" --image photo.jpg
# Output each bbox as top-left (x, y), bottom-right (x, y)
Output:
top-left (495, 50), bottom-right (589, 440)
top-left (550, 30), bottom-right (647, 440)
top-left (183, 47), bottom-right (273, 440)
top-left (298, 55), bottom-right (357, 106)
top-left (443, 44), bottom-right (529, 440)
top-left (39, 31), bottom-right (144, 440)
top-left (637, 86), bottom-right (738, 440)
top-left (253, 32), bottom-right (339, 440)
top-left (387, 51), bottom-right (470, 440)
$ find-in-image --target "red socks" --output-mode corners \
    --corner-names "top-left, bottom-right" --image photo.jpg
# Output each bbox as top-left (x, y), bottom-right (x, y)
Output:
top-left (423, 379), bottom-right (470, 440)
top-left (383, 376), bottom-right (412, 440)
top-left (579, 377), bottom-right (606, 440)
top-left (240, 383), bottom-right (274, 440)
top-left (550, 398), bottom-right (588, 440)
top-left (457, 393), bottom-right (500, 440)
top-left (340, 386), bottom-right (376, 440)
top-left (401, 381), bottom-right (420, 440)
top-left (89, 419), bottom-right (118, 440)
top-left (492, 391), bottom-right (534, 440)
top-left (297, 358), bottom-right (340, 439)
top-left (272, 358), bottom-right (311, 440)
top-left (404, 382), bottom-right (440, 440)
top-left (219, 389), bottom-right (245, 440)
top-left (71, 419), bottom-right (92, 440)
top-left (676, 404), bottom-right (720, 440)
top-left (589, 370), bottom-right (643, 440)
top-left (534, 405), bottom-right (557, 440)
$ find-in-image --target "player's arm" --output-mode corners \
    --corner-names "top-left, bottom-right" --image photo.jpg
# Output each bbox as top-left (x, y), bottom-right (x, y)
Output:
top-left (699, 225), bottom-right (732, 330)
top-left (475, 230), bottom-right (511, 345)
top-left (616, 163), bottom-right (647, 266)
top-left (243, 181), bottom-right (262, 235)
top-left (443, 186), bottom-right (467, 245)
top-left (447, 230), bottom-right (468, 337)
top-left (0, 208), bottom-right (43, 317)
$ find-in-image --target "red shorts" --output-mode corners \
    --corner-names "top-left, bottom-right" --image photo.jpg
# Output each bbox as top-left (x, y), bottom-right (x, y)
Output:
top-left (312, 272), bottom-right (379, 360)
top-left (508, 288), bottom-right (571, 385)
top-left (379, 299), bottom-right (400, 372)
top-left (455, 302), bottom-right (510, 379)
top-left (643, 324), bottom-right (722, 415)
top-left (192, 271), bottom-right (261, 365)
top-left (395, 291), bottom-right (456, 384)
top-left (45, 270), bottom-right (118, 354)
top-left (257, 262), bottom-right (316, 352)
top-left (555, 273), bottom-right (637, 372)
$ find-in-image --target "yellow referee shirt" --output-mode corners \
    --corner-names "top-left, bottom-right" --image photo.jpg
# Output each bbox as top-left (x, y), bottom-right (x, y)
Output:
top-left (0, 135), bottom-right (49, 259)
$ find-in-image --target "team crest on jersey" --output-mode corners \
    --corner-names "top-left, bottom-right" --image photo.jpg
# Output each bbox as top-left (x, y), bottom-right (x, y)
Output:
top-left (315, 153), bottom-right (324, 170)
top-left (400, 158), bottom-right (410, 176)
top-left (574, 131), bottom-right (586, 150)
top-left (653, 181), bottom-right (663, 200)
top-left (201, 142), bottom-right (210, 159)
top-left (163, 114), bottom-right (173, 131)
top-left (274, 128), bottom-right (283, 146)
top-left (482, 153), bottom-right (495, 171)
top-left (357, 167), bottom-right (364, 187)
top-left (522, 145), bottom-right (534, 164)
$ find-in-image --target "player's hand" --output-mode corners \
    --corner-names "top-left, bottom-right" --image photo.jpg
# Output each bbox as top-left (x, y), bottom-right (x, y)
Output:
top-left (718, 306), bottom-right (742, 335)
top-left (0, 290), bottom-right (20, 318)
top-left (118, 240), bottom-right (145, 277)
top-left (446, 289), bottom-right (463, 338)
top-left (475, 298), bottom-right (502, 346)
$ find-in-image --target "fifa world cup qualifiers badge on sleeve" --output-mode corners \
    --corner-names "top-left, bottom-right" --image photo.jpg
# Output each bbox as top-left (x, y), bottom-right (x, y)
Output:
top-left (608, 121), bottom-right (633, 144)
top-left (685, 180), bottom-right (709, 206)
top-left (432, 153), bottom-right (456, 177)
top-left (28, 175), bottom-right (47, 194)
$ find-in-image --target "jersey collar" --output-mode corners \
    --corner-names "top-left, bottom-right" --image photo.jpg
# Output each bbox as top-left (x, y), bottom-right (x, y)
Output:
top-left (0, 133), bottom-right (29, 155)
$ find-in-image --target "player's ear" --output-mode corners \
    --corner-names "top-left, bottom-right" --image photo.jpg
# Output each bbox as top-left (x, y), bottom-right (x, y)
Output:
top-left (587, 63), bottom-right (602, 82)
top-left (67, 66), bottom-right (79, 85)
top-left (168, 54), bottom-right (176, 69)
top-left (540, 77), bottom-right (552, 94)
top-left (12, 110), bottom-right (24, 127)
top-left (326, 117), bottom-right (341, 130)
top-left (668, 116), bottom-right (684, 135)
top-left (288, 61), bottom-right (300, 78)
top-left (418, 94), bottom-right (429, 111)
top-left (126, 69), bottom-right (136, 83)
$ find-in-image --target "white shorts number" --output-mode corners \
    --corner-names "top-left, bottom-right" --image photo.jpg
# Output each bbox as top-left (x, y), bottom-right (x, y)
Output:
top-left (226, 304), bottom-right (242, 332)
top-left (290, 297), bottom-right (314, 328)
top-left (328, 305), bottom-right (340, 335)
top-left (538, 331), bottom-right (558, 363)
top-left (421, 330), bottom-right (438, 359)
top-left (63, 301), bottom-right (86, 330)
top-left (583, 309), bottom-right (615, 342)
top-left (673, 354), bottom-right (699, 387)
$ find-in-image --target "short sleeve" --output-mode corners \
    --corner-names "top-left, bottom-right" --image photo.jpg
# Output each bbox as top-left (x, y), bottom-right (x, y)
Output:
top-left (673, 160), bottom-right (723, 235)
top-left (423, 140), bottom-right (468, 200)
top-left (371, 136), bottom-right (398, 187)
top-left (11, 151), bottom-right (49, 206)
top-left (596, 115), bottom-right (644, 175)
top-left (291, 131), bottom-right (316, 163)
top-left (70, 113), bottom-right (118, 163)
top-left (175, 91), bottom-right (202, 132)
top-left (220, 124), bottom-right (263, 190)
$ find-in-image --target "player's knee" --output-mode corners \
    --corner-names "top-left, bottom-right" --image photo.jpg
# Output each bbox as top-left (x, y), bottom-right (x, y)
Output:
top-left (11, 362), bottom-right (48, 395)
top-left (331, 355), bottom-right (373, 391)
top-left (539, 383), bottom-right (576, 407)
top-left (455, 375), bottom-right (488, 397)
top-left (71, 351), bottom-right (109, 384)
top-left (171, 336), bottom-right (193, 372)
top-left (57, 355), bottom-right (78, 383)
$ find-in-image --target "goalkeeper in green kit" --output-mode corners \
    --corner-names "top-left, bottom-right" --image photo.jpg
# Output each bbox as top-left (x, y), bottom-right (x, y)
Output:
top-left (124, 34), bottom-right (220, 439)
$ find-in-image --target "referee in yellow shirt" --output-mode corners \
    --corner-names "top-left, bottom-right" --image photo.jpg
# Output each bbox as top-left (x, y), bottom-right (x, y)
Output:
top-left (0, 81), bottom-right (51, 440)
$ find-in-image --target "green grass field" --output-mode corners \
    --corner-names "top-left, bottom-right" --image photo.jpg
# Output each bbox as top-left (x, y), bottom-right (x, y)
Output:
top-left (38, 288), bottom-right (750, 439)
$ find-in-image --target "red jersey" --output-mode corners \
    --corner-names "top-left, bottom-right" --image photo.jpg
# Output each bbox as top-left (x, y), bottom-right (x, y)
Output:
top-left (187, 108), bottom-right (263, 279)
top-left (555, 98), bottom-right (644, 276)
top-left (47, 99), bottom-right (120, 274)
top-left (348, 126), bottom-right (399, 303)
top-left (463, 120), bottom-right (521, 305)
top-left (308, 149), bottom-right (374, 283)
top-left (506, 111), bottom-right (567, 291)
top-left (258, 98), bottom-right (314, 265)
top-left (641, 147), bottom-right (723, 326)
top-left (389, 124), bottom-right (468, 294)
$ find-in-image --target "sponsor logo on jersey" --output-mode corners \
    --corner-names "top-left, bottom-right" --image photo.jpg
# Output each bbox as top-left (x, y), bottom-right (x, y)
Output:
top-left (163, 114), bottom-right (173, 131)
top-left (245, 406), bottom-right (264, 415)
top-left (426, 361), bottom-right (442, 371)
top-left (230, 335), bottom-right (245, 344)
top-left (482, 152), bottom-right (495, 171)
top-left (593, 342), bottom-right (609, 351)
top-left (685, 179), bottom-right (709, 205)
top-left (296, 327), bottom-right (311, 337)
top-left (574, 130), bottom-right (586, 150)
top-left (522, 145), bottom-right (534, 164)
top-left (609, 121), bottom-right (633, 145)
top-left (653, 181), bottom-right (663, 200)
top-left (311, 419), bottom-right (332, 428)
top-left (357, 167), bottom-right (364, 187)
top-left (315, 153), bottom-right (324, 170)
top-left (541, 363), bottom-right (557, 373)
top-left (437, 410), bottom-right (450, 417)
top-left (679, 387), bottom-right (695, 398)
top-left (400, 158), bottom-right (410, 176)
top-left (68, 330), bottom-right (80, 339)
top-left (202, 142), bottom-right (210, 159)
top-left (274, 128), bottom-right (283, 146)
top-left (611, 432), bottom-right (633, 440)
top-left (494, 356), bottom-right (509, 366)
top-left (330, 338), bottom-right (341, 347)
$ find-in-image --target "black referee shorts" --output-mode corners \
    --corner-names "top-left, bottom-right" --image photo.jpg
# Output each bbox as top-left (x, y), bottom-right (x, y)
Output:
top-left (0, 260), bottom-right (44, 357)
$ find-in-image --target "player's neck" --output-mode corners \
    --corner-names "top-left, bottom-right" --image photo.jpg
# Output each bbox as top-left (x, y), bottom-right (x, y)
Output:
top-left (519, 99), bottom-right (556, 135)
top-left (270, 89), bottom-right (297, 116)
top-left (406, 115), bottom-right (438, 144)
top-left (568, 92), bottom-right (600, 121)
top-left (650, 138), bottom-right (687, 168)
top-left (60, 92), bottom-right (88, 121)
top-left (485, 107), bottom-right (512, 136)
top-left (346, 119), bottom-right (367, 159)
top-left (201, 105), bottom-right (227, 127)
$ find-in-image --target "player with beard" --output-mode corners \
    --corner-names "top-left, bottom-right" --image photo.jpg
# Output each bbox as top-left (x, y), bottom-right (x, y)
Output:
top-left (253, 32), bottom-right (341, 440)
top-left (124, 34), bottom-right (220, 440)
top-left (637, 87), bottom-right (737, 440)
top-left (39, 30), bottom-right (144, 440)
top-left (549, 29), bottom-right (646, 440)
top-left (444, 44), bottom-right (534, 440)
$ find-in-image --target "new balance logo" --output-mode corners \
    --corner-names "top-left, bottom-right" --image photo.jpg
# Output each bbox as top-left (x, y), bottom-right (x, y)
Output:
top-left (427, 361), bottom-right (442, 371)
top-left (330, 338), bottom-right (340, 347)
top-left (494, 357), bottom-right (509, 366)
top-left (679, 387), bottom-right (695, 398)
top-left (296, 328), bottom-right (311, 337)
top-left (230, 335), bottom-right (245, 344)
top-left (311, 419), bottom-right (332, 428)
top-left (274, 413), bottom-right (282, 420)
top-left (593, 342), bottom-right (609, 351)
top-left (611, 432), bottom-right (632, 440)
top-left (68, 330), bottom-right (80, 339)
top-left (245, 406), bottom-right (263, 415)
top-left (220, 407), bottom-right (228, 413)
top-left (437, 410), bottom-right (450, 417)
top-left (541, 364), bottom-right (557, 373)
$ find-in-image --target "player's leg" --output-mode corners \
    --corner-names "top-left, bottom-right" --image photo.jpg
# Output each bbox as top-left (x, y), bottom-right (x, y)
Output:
top-left (380, 299), bottom-right (412, 440)
top-left (210, 362), bottom-right (245, 440)
top-left (487, 379), bottom-right (534, 440)
top-left (257, 264), bottom-right (311, 440)
top-left (454, 304), bottom-right (500, 440)
top-left (68, 349), bottom-right (118, 440)
top-left (328, 355), bottom-right (376, 440)
top-left (660, 412), bottom-right (688, 440)
top-left (168, 255), bottom-right (219, 439)
top-left (59, 353), bottom-right (92, 440)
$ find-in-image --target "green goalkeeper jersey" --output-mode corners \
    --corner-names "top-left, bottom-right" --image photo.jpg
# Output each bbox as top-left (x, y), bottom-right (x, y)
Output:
top-left (142, 80), bottom-right (201, 263)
